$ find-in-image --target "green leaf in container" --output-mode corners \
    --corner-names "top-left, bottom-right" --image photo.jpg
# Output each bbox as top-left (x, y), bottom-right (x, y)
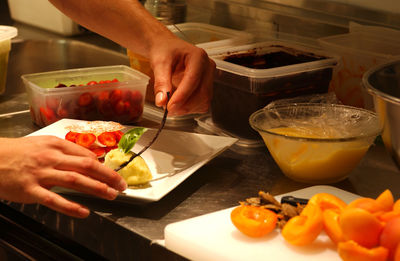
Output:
top-left (118, 127), bottom-right (148, 154)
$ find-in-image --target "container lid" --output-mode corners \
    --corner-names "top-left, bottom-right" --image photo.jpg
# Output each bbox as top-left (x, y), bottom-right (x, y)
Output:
top-left (143, 102), bottom-right (199, 127)
top-left (209, 41), bottom-right (340, 79)
top-left (167, 22), bottom-right (253, 51)
top-left (0, 26), bottom-right (18, 41)
top-left (21, 65), bottom-right (149, 94)
top-left (195, 115), bottom-right (265, 149)
top-left (318, 32), bottom-right (400, 59)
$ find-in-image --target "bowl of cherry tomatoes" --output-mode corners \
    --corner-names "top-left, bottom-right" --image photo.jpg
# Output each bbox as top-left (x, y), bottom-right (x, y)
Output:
top-left (22, 65), bottom-right (149, 127)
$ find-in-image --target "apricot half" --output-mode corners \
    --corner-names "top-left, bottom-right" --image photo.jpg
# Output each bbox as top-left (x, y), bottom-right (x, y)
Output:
top-left (281, 203), bottom-right (323, 246)
top-left (340, 208), bottom-right (384, 248)
top-left (380, 216), bottom-right (400, 260)
top-left (338, 240), bottom-right (388, 261)
top-left (323, 208), bottom-right (343, 245)
top-left (308, 193), bottom-right (347, 212)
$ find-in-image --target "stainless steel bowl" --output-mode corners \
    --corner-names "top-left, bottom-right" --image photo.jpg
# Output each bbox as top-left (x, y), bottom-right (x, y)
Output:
top-left (363, 59), bottom-right (400, 170)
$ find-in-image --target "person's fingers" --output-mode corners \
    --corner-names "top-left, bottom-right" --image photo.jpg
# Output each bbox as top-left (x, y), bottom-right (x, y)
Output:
top-left (38, 168), bottom-right (119, 200)
top-left (169, 57), bottom-right (216, 115)
top-left (152, 57), bottom-right (173, 108)
top-left (25, 135), bottom-right (97, 159)
top-left (53, 155), bottom-right (127, 192)
top-left (167, 52), bottom-right (207, 111)
top-left (31, 186), bottom-right (90, 218)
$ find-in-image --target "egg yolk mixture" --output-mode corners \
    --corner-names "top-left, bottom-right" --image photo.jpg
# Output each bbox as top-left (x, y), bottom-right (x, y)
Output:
top-left (261, 127), bottom-right (370, 183)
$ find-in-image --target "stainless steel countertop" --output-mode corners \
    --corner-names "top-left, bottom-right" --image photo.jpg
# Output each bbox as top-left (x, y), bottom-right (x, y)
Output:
top-left (1, 17), bottom-right (400, 261)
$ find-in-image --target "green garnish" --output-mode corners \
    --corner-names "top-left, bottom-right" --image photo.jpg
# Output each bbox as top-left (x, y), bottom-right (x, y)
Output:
top-left (118, 127), bottom-right (147, 154)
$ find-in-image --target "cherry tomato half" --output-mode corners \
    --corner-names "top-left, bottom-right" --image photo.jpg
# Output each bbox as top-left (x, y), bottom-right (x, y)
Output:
top-left (231, 205), bottom-right (277, 238)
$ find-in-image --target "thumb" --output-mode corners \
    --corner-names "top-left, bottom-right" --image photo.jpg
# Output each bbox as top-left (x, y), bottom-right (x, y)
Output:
top-left (152, 61), bottom-right (173, 108)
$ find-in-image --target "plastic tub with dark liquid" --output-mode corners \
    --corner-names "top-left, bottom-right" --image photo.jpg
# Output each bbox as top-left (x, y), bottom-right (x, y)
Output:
top-left (209, 41), bottom-right (340, 140)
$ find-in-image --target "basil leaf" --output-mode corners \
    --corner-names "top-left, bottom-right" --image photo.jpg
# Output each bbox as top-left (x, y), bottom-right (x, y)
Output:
top-left (118, 127), bottom-right (148, 154)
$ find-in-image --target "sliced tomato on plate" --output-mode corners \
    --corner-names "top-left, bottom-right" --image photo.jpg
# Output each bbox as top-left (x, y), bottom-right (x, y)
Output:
top-left (98, 132), bottom-right (117, 147)
top-left (114, 130), bottom-right (124, 142)
top-left (90, 147), bottom-right (106, 158)
top-left (105, 145), bottom-right (118, 153)
top-left (65, 131), bottom-right (79, 143)
top-left (75, 133), bottom-right (96, 148)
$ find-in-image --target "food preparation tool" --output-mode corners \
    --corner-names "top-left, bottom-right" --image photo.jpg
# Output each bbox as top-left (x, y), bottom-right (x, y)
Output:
top-left (115, 92), bottom-right (170, 171)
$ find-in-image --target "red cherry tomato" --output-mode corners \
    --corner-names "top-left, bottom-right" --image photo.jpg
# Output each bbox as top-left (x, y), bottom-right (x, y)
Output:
top-left (39, 107), bottom-right (57, 125)
top-left (110, 89), bottom-right (123, 106)
top-left (86, 80), bottom-right (98, 85)
top-left (78, 92), bottom-right (93, 107)
top-left (231, 205), bottom-right (277, 238)
top-left (56, 107), bottom-right (69, 118)
top-left (113, 100), bottom-right (126, 115)
top-left (45, 97), bottom-right (61, 111)
top-left (130, 90), bottom-right (143, 104)
top-left (97, 91), bottom-right (110, 101)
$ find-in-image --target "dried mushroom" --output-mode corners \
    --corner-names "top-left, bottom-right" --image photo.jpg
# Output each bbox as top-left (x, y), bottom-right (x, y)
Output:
top-left (240, 190), bottom-right (307, 229)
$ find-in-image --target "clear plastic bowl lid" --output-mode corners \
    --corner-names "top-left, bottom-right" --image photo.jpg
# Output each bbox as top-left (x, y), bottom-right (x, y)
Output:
top-left (250, 103), bottom-right (382, 142)
top-left (0, 26), bottom-right (18, 41)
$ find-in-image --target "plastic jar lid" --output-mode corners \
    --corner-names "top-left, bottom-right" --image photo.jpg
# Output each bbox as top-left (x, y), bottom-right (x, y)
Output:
top-left (0, 26), bottom-right (18, 42)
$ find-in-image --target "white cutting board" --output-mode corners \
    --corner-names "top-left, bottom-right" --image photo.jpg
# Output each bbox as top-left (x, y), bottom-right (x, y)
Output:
top-left (164, 185), bottom-right (360, 261)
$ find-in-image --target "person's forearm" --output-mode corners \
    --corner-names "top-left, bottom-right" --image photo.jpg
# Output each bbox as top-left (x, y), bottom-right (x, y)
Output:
top-left (49, 0), bottom-right (175, 57)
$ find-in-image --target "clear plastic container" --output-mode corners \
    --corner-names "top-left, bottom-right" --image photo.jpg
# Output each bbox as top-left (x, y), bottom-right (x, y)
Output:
top-left (22, 65), bottom-right (149, 127)
top-left (318, 32), bottom-right (400, 109)
top-left (208, 41), bottom-right (340, 140)
top-left (0, 25), bottom-right (18, 95)
top-left (166, 22), bottom-right (253, 51)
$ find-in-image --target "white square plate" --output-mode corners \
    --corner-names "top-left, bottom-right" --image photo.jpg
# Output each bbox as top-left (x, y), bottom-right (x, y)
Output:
top-left (27, 119), bottom-right (238, 202)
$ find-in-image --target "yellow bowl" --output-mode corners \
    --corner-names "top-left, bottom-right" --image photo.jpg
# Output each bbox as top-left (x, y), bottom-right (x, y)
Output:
top-left (249, 103), bottom-right (381, 184)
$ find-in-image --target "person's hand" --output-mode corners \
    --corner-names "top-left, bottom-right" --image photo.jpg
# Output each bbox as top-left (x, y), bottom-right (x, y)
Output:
top-left (149, 36), bottom-right (216, 116)
top-left (0, 136), bottom-right (127, 218)
top-left (48, 0), bottom-right (216, 116)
